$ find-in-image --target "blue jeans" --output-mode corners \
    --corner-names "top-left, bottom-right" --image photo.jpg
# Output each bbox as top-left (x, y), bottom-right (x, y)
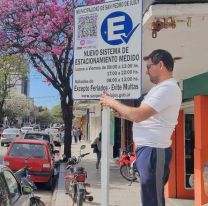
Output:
top-left (135, 146), bottom-right (172, 206)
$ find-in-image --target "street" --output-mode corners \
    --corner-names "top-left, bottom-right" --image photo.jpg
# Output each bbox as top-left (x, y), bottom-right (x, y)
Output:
top-left (0, 144), bottom-right (60, 206)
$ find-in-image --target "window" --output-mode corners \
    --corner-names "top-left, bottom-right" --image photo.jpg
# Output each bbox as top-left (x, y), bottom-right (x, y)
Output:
top-left (24, 134), bottom-right (50, 142)
top-left (4, 128), bottom-right (19, 134)
top-left (3, 171), bottom-right (20, 203)
top-left (9, 143), bottom-right (45, 158)
top-left (42, 135), bottom-right (50, 142)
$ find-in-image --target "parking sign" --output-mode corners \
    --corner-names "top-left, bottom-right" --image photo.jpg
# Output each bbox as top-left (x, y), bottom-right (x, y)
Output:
top-left (73, 0), bottom-right (142, 100)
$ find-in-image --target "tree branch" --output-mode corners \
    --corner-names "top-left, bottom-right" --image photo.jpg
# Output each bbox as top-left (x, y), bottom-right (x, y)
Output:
top-left (30, 55), bottom-right (62, 93)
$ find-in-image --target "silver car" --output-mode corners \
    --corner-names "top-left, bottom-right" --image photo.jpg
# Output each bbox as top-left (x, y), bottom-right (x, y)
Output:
top-left (0, 164), bottom-right (32, 206)
top-left (45, 128), bottom-right (61, 146)
top-left (1, 128), bottom-right (22, 146)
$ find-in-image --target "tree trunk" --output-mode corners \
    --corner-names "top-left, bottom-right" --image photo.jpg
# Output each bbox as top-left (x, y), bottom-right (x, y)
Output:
top-left (61, 95), bottom-right (73, 159)
top-left (0, 100), bottom-right (5, 123)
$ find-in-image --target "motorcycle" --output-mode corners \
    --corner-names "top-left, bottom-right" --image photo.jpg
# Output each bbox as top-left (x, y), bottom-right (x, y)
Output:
top-left (116, 144), bottom-right (139, 182)
top-left (64, 145), bottom-right (93, 206)
top-left (15, 167), bottom-right (46, 206)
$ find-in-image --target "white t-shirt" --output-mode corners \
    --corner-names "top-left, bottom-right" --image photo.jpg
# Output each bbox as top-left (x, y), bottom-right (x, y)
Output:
top-left (133, 78), bottom-right (182, 148)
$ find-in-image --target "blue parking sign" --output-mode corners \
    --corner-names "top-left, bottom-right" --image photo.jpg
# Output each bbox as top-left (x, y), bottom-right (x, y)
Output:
top-left (101, 11), bottom-right (140, 45)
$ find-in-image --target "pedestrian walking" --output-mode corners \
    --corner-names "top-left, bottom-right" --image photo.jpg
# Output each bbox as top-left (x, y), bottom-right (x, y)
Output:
top-left (91, 132), bottom-right (102, 169)
top-left (100, 49), bottom-right (182, 206)
top-left (78, 127), bottom-right (82, 142)
top-left (72, 126), bottom-right (78, 143)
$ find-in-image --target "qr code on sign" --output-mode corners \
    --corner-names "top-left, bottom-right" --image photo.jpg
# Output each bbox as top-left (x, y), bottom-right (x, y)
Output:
top-left (77, 14), bottom-right (98, 39)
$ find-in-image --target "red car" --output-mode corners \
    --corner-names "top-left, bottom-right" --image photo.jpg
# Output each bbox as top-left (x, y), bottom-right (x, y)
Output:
top-left (3, 139), bottom-right (58, 190)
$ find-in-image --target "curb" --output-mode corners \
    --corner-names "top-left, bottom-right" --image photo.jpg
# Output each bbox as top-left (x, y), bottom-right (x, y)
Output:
top-left (51, 145), bottom-right (65, 206)
top-left (51, 166), bottom-right (60, 206)
top-left (51, 183), bottom-right (58, 206)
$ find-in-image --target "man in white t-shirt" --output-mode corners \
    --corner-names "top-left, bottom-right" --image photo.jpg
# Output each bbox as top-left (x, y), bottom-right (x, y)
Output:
top-left (100, 49), bottom-right (182, 206)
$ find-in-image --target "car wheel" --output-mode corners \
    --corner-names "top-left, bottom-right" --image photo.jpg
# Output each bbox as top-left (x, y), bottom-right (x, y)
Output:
top-left (1, 143), bottom-right (4, 147)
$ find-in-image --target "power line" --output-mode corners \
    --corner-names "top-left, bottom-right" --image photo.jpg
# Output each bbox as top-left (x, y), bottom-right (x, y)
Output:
top-left (31, 95), bottom-right (60, 99)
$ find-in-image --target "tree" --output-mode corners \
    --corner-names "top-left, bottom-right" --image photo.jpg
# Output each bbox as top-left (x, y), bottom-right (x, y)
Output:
top-left (37, 106), bottom-right (48, 113)
top-left (4, 91), bottom-right (34, 125)
top-left (51, 104), bottom-right (63, 123)
top-left (0, 55), bottom-right (28, 123)
top-left (36, 109), bottom-right (52, 129)
top-left (0, 0), bottom-right (102, 158)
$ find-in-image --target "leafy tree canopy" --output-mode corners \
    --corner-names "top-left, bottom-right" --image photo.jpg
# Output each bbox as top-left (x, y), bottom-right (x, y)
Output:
top-left (4, 91), bottom-right (34, 124)
top-left (36, 110), bottom-right (52, 127)
top-left (51, 104), bottom-right (63, 123)
top-left (0, 55), bottom-right (28, 122)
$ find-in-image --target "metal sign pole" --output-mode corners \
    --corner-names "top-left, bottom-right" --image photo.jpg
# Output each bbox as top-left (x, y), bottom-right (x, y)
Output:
top-left (101, 107), bottom-right (110, 206)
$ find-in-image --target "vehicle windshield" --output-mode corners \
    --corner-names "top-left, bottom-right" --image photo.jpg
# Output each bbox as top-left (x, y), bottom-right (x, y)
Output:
top-left (21, 127), bottom-right (33, 131)
top-left (3, 128), bottom-right (19, 133)
top-left (24, 134), bottom-right (50, 142)
top-left (9, 143), bottom-right (45, 158)
top-left (46, 128), bottom-right (59, 133)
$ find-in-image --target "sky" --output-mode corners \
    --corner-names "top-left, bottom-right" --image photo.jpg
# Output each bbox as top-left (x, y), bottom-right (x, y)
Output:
top-left (29, 68), bottom-right (60, 110)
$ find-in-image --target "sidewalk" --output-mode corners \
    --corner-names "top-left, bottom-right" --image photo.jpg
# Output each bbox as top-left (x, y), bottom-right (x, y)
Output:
top-left (52, 142), bottom-right (194, 206)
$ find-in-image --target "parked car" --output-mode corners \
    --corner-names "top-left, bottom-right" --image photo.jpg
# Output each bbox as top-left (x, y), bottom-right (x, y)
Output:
top-left (1, 128), bottom-right (22, 147)
top-left (23, 132), bottom-right (55, 151)
top-left (3, 139), bottom-right (58, 190)
top-left (45, 128), bottom-right (61, 146)
top-left (0, 164), bottom-right (32, 206)
top-left (21, 127), bottom-right (34, 134)
top-left (32, 124), bottom-right (40, 131)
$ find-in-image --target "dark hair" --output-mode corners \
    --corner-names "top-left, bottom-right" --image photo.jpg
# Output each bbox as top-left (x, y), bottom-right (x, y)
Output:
top-left (143, 49), bottom-right (174, 71)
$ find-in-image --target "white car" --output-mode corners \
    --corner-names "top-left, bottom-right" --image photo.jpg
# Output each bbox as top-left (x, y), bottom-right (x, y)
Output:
top-left (45, 128), bottom-right (61, 146)
top-left (20, 127), bottom-right (34, 134)
top-left (1, 128), bottom-right (22, 146)
top-left (23, 131), bottom-right (55, 151)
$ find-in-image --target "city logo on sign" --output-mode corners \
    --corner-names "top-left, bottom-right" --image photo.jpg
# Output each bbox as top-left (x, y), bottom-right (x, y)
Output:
top-left (101, 11), bottom-right (140, 45)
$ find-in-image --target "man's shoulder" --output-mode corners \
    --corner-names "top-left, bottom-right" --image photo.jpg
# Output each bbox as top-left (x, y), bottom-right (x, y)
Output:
top-left (155, 79), bottom-right (180, 92)
top-left (146, 79), bottom-right (181, 102)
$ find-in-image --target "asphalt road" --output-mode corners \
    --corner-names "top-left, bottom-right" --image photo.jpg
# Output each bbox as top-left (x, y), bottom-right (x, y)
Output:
top-left (0, 143), bottom-right (61, 206)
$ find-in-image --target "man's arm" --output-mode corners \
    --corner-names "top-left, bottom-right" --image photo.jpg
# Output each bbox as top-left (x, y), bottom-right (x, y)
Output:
top-left (100, 95), bottom-right (157, 123)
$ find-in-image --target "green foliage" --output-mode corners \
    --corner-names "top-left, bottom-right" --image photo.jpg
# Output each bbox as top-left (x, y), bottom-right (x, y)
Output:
top-left (36, 110), bottom-right (52, 127)
top-left (0, 54), bottom-right (29, 122)
top-left (0, 55), bottom-right (28, 88)
top-left (37, 106), bottom-right (48, 112)
top-left (50, 104), bottom-right (63, 123)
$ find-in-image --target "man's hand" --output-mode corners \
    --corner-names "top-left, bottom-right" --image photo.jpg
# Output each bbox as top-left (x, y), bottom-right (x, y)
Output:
top-left (100, 93), bottom-right (116, 109)
top-left (100, 93), bottom-right (125, 119)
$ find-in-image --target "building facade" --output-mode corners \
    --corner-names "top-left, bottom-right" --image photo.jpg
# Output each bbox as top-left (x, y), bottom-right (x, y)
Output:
top-left (141, 1), bottom-right (208, 205)
top-left (73, 1), bottom-right (208, 205)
